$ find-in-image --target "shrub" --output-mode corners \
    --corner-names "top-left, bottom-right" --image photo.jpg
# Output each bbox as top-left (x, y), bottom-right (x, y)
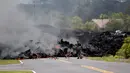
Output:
top-left (116, 37), bottom-right (130, 59)
top-left (114, 55), bottom-right (124, 59)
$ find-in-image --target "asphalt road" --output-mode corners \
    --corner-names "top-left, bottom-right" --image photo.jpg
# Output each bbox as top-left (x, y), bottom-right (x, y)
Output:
top-left (0, 58), bottom-right (130, 73)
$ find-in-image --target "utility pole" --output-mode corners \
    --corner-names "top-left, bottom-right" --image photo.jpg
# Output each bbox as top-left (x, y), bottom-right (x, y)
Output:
top-left (33, 0), bottom-right (36, 22)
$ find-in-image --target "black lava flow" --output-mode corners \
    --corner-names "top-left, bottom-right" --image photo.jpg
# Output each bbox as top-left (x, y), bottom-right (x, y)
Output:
top-left (1, 30), bottom-right (130, 59)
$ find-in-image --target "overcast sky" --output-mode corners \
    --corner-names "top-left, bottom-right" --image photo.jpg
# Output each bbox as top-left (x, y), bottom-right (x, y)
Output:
top-left (20, 0), bottom-right (33, 4)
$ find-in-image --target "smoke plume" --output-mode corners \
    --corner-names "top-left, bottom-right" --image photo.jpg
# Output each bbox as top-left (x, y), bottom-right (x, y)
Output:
top-left (0, 0), bottom-right (78, 58)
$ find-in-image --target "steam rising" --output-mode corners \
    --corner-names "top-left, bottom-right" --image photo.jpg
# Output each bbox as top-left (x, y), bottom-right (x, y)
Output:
top-left (0, 0), bottom-right (41, 57)
top-left (0, 0), bottom-right (77, 58)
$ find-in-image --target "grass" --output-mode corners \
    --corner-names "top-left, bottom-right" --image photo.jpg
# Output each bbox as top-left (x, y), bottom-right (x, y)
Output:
top-left (0, 60), bottom-right (20, 65)
top-left (87, 56), bottom-right (130, 63)
top-left (0, 71), bottom-right (32, 73)
top-left (88, 57), bottom-right (116, 62)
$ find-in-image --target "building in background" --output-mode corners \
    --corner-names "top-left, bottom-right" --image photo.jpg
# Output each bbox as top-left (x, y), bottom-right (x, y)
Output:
top-left (92, 19), bottom-right (110, 30)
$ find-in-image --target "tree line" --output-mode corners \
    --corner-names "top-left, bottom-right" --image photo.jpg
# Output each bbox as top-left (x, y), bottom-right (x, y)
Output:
top-left (67, 12), bottom-right (130, 32)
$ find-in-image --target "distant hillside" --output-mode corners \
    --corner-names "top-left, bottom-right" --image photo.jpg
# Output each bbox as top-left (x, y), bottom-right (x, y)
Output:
top-left (75, 0), bottom-right (130, 20)
top-left (19, 0), bottom-right (130, 20)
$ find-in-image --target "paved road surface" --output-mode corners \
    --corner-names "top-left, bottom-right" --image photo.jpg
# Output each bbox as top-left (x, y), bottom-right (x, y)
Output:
top-left (0, 58), bottom-right (130, 73)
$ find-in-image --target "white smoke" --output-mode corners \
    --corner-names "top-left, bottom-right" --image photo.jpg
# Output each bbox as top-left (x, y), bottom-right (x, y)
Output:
top-left (0, 0), bottom-right (45, 58)
top-left (0, 0), bottom-right (78, 58)
top-left (0, 0), bottom-right (41, 45)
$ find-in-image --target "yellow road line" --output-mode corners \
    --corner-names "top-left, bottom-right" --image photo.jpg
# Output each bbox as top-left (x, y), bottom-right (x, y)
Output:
top-left (57, 59), bottom-right (113, 73)
top-left (81, 65), bottom-right (114, 73)
top-left (57, 59), bottom-right (72, 64)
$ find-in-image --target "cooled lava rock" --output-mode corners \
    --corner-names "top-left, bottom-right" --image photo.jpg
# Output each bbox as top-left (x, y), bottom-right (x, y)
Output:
top-left (76, 31), bottom-right (128, 57)
top-left (0, 30), bottom-right (130, 59)
top-left (57, 30), bottom-right (129, 57)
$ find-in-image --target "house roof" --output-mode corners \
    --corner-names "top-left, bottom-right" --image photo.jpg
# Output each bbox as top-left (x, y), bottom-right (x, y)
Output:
top-left (92, 19), bottom-right (110, 28)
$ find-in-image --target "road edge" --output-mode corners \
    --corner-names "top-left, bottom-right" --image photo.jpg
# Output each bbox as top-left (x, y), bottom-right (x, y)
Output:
top-left (19, 60), bottom-right (23, 64)
top-left (32, 70), bottom-right (36, 73)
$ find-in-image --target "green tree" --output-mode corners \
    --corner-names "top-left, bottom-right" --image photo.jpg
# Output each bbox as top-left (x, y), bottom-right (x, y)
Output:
top-left (83, 21), bottom-right (97, 31)
top-left (116, 37), bottom-right (130, 59)
top-left (99, 14), bottom-right (108, 19)
top-left (109, 12), bottom-right (130, 31)
top-left (105, 12), bottom-right (130, 31)
top-left (71, 16), bottom-right (83, 29)
top-left (110, 12), bottom-right (124, 19)
top-left (122, 14), bottom-right (130, 31)
top-left (105, 19), bottom-right (123, 31)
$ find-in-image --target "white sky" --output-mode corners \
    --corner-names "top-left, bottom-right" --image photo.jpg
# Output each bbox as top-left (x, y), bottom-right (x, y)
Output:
top-left (19, 0), bottom-right (44, 4)
top-left (20, 0), bottom-right (33, 4)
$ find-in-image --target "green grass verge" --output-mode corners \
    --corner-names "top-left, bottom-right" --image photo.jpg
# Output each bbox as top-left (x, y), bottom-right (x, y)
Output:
top-left (0, 60), bottom-right (20, 65)
top-left (87, 56), bottom-right (130, 63)
top-left (0, 71), bottom-right (32, 73)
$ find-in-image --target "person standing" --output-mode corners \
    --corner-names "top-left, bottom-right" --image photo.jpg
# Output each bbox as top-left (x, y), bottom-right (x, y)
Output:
top-left (76, 41), bottom-right (83, 59)
top-left (65, 48), bottom-right (71, 59)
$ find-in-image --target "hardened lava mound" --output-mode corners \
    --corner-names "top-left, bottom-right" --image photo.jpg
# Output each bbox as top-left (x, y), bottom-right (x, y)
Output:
top-left (0, 30), bottom-right (130, 59)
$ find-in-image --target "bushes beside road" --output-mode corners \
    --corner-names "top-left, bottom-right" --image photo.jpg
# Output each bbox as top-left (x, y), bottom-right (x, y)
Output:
top-left (116, 37), bottom-right (130, 59)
